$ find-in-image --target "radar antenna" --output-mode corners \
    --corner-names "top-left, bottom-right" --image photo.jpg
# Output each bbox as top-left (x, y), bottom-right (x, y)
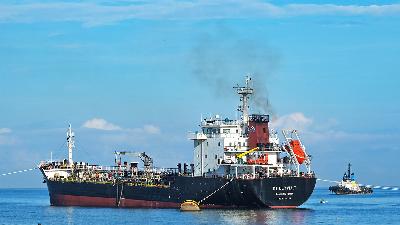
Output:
top-left (233, 76), bottom-right (253, 125)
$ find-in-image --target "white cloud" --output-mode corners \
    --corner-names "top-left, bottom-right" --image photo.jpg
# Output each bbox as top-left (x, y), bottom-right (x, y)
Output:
top-left (82, 118), bottom-right (121, 131)
top-left (0, 1), bottom-right (399, 26)
top-left (128, 124), bottom-right (161, 134)
top-left (143, 125), bottom-right (161, 134)
top-left (0, 128), bottom-right (16, 145)
top-left (270, 112), bottom-right (313, 131)
top-left (305, 128), bottom-right (400, 142)
top-left (94, 124), bottom-right (161, 147)
top-left (270, 113), bottom-right (399, 150)
top-left (82, 118), bottom-right (160, 135)
top-left (283, 4), bottom-right (400, 16)
top-left (0, 136), bottom-right (14, 145)
top-left (0, 128), bottom-right (11, 134)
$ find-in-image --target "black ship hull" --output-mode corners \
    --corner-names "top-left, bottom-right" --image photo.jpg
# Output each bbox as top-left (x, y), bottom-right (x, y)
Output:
top-left (45, 176), bottom-right (316, 209)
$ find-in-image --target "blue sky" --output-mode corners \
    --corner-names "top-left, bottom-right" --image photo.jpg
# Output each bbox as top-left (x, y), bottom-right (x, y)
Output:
top-left (0, 0), bottom-right (399, 188)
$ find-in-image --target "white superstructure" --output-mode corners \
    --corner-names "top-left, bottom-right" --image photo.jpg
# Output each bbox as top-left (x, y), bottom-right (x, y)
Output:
top-left (191, 116), bottom-right (247, 176)
top-left (190, 76), bottom-right (313, 179)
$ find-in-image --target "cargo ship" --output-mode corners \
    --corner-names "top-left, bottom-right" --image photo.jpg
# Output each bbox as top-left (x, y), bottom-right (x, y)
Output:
top-left (329, 163), bottom-right (373, 195)
top-left (38, 77), bottom-right (316, 209)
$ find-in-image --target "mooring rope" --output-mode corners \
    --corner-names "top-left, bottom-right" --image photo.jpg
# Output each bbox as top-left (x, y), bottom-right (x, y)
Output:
top-left (199, 177), bottom-right (234, 204)
top-left (1, 168), bottom-right (37, 177)
top-left (317, 178), bottom-right (399, 191)
top-left (316, 178), bottom-right (340, 184)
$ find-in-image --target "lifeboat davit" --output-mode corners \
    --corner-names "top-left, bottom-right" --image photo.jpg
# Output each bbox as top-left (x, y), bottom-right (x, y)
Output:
top-left (289, 140), bottom-right (306, 164)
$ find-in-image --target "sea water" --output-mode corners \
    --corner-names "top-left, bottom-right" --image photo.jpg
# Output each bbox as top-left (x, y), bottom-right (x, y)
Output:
top-left (0, 188), bottom-right (399, 225)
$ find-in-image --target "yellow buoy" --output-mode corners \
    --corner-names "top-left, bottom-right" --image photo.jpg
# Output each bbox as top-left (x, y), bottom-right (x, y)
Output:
top-left (180, 200), bottom-right (201, 211)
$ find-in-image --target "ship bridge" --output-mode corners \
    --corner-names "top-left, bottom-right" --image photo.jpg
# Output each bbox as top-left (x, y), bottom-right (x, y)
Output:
top-left (190, 115), bottom-right (248, 176)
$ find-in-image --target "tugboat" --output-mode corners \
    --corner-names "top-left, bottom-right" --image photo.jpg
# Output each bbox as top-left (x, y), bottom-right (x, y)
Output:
top-left (329, 163), bottom-right (373, 195)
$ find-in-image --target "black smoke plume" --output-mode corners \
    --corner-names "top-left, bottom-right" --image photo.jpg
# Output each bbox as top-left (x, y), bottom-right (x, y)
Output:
top-left (190, 27), bottom-right (280, 116)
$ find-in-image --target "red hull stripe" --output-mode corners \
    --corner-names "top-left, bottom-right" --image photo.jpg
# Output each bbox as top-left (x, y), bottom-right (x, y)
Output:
top-left (51, 194), bottom-right (233, 208)
top-left (269, 206), bottom-right (297, 209)
top-left (51, 194), bottom-right (116, 207)
top-left (120, 198), bottom-right (180, 208)
top-left (51, 194), bottom-right (296, 209)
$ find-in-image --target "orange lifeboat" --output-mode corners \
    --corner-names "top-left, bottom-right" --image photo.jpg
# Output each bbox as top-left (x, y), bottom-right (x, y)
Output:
top-left (289, 140), bottom-right (306, 164)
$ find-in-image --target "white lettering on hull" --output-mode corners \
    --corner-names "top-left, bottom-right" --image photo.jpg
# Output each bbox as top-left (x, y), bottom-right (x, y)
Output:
top-left (273, 185), bottom-right (296, 201)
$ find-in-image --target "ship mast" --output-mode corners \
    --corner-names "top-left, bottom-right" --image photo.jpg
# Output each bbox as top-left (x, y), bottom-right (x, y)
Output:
top-left (347, 163), bottom-right (351, 179)
top-left (67, 124), bottom-right (75, 166)
top-left (234, 76), bottom-right (253, 125)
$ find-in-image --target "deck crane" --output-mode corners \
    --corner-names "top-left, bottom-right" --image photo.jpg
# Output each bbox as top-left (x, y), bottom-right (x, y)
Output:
top-left (114, 151), bottom-right (153, 174)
